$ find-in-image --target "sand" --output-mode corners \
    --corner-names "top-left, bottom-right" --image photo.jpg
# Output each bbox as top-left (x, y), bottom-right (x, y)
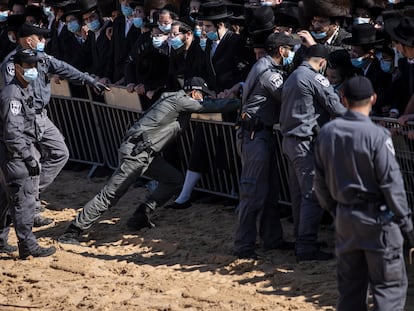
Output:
top-left (0, 168), bottom-right (413, 311)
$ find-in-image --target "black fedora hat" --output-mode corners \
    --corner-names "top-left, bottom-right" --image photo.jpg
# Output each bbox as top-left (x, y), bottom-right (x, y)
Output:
top-left (247, 5), bottom-right (274, 34)
top-left (384, 15), bottom-right (414, 47)
top-left (79, 0), bottom-right (98, 14)
top-left (342, 23), bottom-right (383, 45)
top-left (246, 28), bottom-right (274, 48)
top-left (197, 1), bottom-right (233, 20)
top-left (61, 3), bottom-right (81, 20)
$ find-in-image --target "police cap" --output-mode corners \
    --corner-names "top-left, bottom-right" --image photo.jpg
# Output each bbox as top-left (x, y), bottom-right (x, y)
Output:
top-left (265, 32), bottom-right (302, 50)
top-left (183, 77), bottom-right (215, 97)
top-left (343, 76), bottom-right (374, 101)
top-left (18, 22), bottom-right (50, 38)
top-left (304, 43), bottom-right (329, 59)
top-left (13, 49), bottom-right (41, 64)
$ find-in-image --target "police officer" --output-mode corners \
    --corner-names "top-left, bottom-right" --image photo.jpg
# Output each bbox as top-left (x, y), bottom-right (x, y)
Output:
top-left (313, 76), bottom-right (414, 311)
top-left (234, 32), bottom-right (301, 259)
top-left (0, 22), bottom-right (108, 227)
top-left (0, 49), bottom-right (56, 259)
top-left (58, 77), bottom-right (240, 245)
top-left (280, 44), bottom-right (346, 262)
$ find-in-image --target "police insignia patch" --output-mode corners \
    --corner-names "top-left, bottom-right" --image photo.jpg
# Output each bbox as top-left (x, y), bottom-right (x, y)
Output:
top-left (385, 137), bottom-right (395, 156)
top-left (315, 74), bottom-right (330, 87)
top-left (10, 100), bottom-right (21, 115)
top-left (6, 62), bottom-right (15, 77)
top-left (269, 73), bottom-right (283, 88)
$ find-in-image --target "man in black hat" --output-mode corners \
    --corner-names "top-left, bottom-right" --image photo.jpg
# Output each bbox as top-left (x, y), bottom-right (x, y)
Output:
top-left (385, 15), bottom-right (414, 118)
top-left (342, 23), bottom-right (392, 106)
top-left (234, 32), bottom-right (301, 259)
top-left (280, 43), bottom-right (346, 262)
top-left (0, 49), bottom-right (56, 259)
top-left (314, 76), bottom-right (414, 311)
top-left (58, 77), bottom-right (240, 245)
top-left (0, 22), bottom-right (108, 227)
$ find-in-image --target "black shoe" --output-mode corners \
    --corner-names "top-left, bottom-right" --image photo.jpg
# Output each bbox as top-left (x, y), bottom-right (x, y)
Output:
top-left (127, 201), bottom-right (156, 230)
top-left (58, 224), bottom-right (82, 245)
top-left (264, 240), bottom-right (295, 252)
top-left (296, 250), bottom-right (334, 262)
top-left (33, 215), bottom-right (53, 227)
top-left (234, 250), bottom-right (260, 260)
top-left (164, 200), bottom-right (192, 210)
top-left (19, 246), bottom-right (56, 259)
top-left (0, 243), bottom-right (17, 254)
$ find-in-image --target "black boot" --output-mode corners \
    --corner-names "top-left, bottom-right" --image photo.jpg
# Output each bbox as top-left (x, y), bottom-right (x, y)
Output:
top-left (0, 242), bottom-right (17, 254)
top-left (126, 200), bottom-right (157, 230)
top-left (33, 215), bottom-right (53, 227)
top-left (19, 245), bottom-right (56, 259)
top-left (58, 224), bottom-right (83, 245)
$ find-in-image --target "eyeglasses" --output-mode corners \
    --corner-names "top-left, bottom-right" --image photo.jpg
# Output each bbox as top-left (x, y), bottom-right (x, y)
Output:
top-left (169, 32), bottom-right (182, 37)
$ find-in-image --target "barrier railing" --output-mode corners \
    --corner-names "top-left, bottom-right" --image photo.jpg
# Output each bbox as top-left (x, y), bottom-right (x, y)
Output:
top-left (48, 83), bottom-right (414, 206)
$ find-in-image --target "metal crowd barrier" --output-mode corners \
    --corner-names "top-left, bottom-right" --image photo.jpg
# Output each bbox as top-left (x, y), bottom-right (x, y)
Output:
top-left (48, 83), bottom-right (414, 206)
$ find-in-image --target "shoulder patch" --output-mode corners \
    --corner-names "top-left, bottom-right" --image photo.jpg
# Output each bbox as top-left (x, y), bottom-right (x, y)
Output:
top-left (6, 62), bottom-right (15, 77)
top-left (315, 73), bottom-right (330, 87)
top-left (10, 100), bottom-right (21, 116)
top-left (385, 137), bottom-right (395, 156)
top-left (269, 73), bottom-right (283, 88)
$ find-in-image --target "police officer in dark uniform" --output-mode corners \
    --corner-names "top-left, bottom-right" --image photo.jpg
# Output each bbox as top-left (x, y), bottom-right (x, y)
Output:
top-left (0, 22), bottom-right (108, 227)
top-left (0, 49), bottom-right (56, 259)
top-left (280, 44), bottom-right (346, 262)
top-left (314, 76), bottom-right (414, 311)
top-left (234, 32), bottom-right (301, 259)
top-left (58, 77), bottom-right (240, 245)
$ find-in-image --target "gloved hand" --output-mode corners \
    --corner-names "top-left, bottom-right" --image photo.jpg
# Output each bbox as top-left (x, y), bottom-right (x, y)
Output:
top-left (24, 156), bottom-right (40, 176)
top-left (92, 81), bottom-right (110, 94)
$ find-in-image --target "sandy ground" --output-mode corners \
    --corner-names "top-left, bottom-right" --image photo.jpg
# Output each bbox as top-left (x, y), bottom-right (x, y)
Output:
top-left (0, 168), bottom-right (413, 311)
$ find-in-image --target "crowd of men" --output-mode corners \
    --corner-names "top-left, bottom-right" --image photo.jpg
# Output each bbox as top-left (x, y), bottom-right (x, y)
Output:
top-left (1, 0), bottom-right (414, 309)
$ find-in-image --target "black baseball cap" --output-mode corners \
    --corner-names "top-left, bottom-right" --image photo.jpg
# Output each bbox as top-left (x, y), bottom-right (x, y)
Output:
top-left (304, 43), bottom-right (329, 59)
top-left (342, 76), bottom-right (374, 101)
top-left (18, 22), bottom-right (50, 38)
top-left (265, 32), bottom-right (302, 50)
top-left (13, 49), bottom-right (41, 64)
top-left (183, 77), bottom-right (215, 97)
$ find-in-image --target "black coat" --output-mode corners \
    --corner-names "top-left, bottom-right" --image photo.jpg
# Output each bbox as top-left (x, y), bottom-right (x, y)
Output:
top-left (106, 15), bottom-right (141, 83)
top-left (204, 30), bottom-right (244, 92)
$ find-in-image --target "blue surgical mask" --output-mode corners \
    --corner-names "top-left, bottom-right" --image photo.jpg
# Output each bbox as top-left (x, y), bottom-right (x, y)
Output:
top-left (152, 36), bottom-right (164, 48)
top-left (351, 56), bottom-right (366, 68)
top-left (67, 20), bottom-right (80, 33)
top-left (36, 41), bottom-right (45, 52)
top-left (380, 59), bottom-right (392, 73)
top-left (133, 17), bottom-right (143, 28)
top-left (311, 31), bottom-right (327, 39)
top-left (260, 1), bottom-right (273, 6)
top-left (43, 6), bottom-right (52, 17)
top-left (22, 67), bottom-right (39, 82)
top-left (158, 23), bottom-right (171, 33)
top-left (353, 17), bottom-right (371, 25)
top-left (194, 29), bottom-right (202, 37)
top-left (87, 19), bottom-right (101, 32)
top-left (199, 38), bottom-right (207, 50)
top-left (206, 30), bottom-right (218, 41)
top-left (283, 50), bottom-right (295, 66)
top-left (170, 36), bottom-right (184, 50)
top-left (121, 4), bottom-right (134, 17)
top-left (0, 11), bottom-right (8, 22)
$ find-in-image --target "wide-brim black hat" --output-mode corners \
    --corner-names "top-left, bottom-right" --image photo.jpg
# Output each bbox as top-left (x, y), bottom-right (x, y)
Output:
top-left (5, 13), bottom-right (25, 31)
top-left (61, 3), bottom-right (81, 20)
top-left (384, 15), bottom-right (414, 47)
top-left (245, 28), bottom-right (274, 48)
top-left (301, 0), bottom-right (351, 18)
top-left (247, 5), bottom-right (274, 34)
top-left (44, 0), bottom-right (73, 8)
top-left (79, 0), bottom-right (98, 14)
top-left (8, 0), bottom-right (27, 10)
top-left (342, 23), bottom-right (384, 45)
top-left (197, 1), bottom-right (233, 20)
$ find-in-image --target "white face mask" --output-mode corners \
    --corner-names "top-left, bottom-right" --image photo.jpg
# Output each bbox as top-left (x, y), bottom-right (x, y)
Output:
top-left (8, 33), bottom-right (16, 43)
top-left (353, 17), bottom-right (371, 25)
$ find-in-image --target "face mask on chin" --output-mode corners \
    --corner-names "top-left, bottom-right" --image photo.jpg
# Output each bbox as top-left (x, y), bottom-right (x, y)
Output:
top-left (311, 31), bottom-right (328, 40)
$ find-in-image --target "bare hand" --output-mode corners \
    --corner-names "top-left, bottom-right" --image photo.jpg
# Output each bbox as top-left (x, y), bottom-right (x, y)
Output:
top-left (297, 30), bottom-right (316, 48)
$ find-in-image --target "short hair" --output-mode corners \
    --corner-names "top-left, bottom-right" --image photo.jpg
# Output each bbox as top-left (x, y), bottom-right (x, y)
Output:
top-left (345, 97), bottom-right (372, 108)
top-left (171, 21), bottom-right (192, 34)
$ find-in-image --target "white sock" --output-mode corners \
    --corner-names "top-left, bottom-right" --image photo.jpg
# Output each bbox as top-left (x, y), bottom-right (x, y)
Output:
top-left (175, 170), bottom-right (202, 203)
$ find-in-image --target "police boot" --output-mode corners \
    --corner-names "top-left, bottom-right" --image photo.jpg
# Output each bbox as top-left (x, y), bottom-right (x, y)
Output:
top-left (19, 244), bottom-right (56, 260)
top-left (126, 200), bottom-right (157, 230)
top-left (33, 215), bottom-right (53, 227)
top-left (0, 242), bottom-right (17, 254)
top-left (58, 224), bottom-right (83, 245)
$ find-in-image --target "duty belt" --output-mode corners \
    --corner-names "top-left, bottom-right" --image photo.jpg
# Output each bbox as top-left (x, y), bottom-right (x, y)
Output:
top-left (240, 118), bottom-right (273, 132)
